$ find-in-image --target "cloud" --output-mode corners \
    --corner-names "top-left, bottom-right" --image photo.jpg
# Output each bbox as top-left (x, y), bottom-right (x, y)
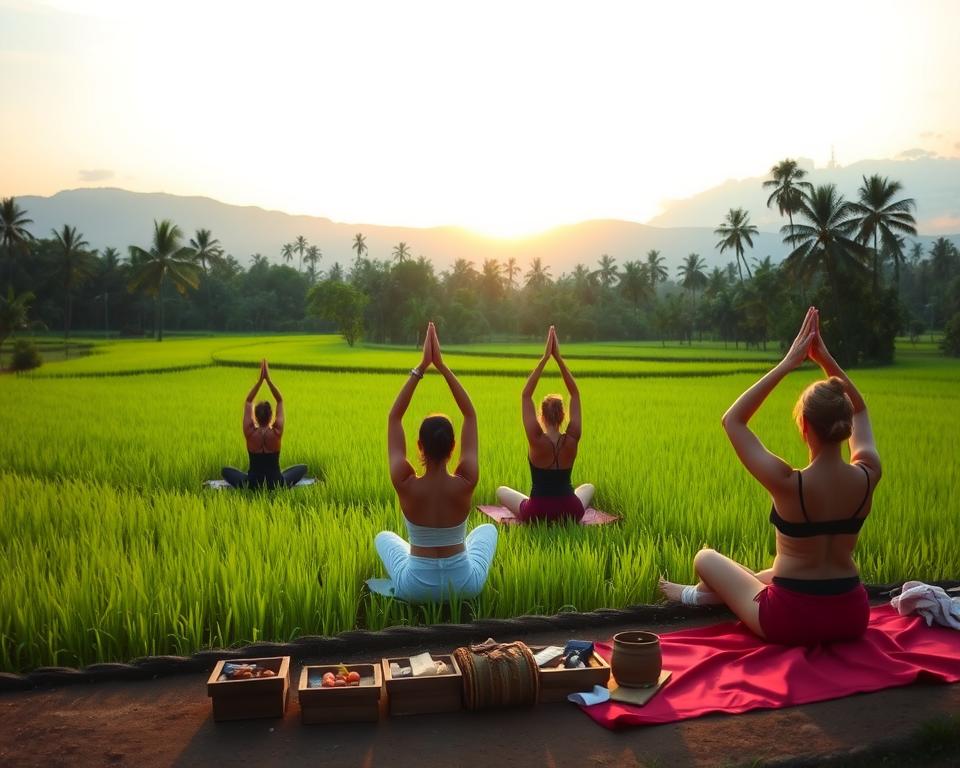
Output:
top-left (897, 148), bottom-right (936, 160)
top-left (78, 168), bottom-right (115, 182)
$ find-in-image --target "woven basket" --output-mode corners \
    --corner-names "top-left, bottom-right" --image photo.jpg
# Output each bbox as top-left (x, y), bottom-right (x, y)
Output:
top-left (453, 640), bottom-right (539, 710)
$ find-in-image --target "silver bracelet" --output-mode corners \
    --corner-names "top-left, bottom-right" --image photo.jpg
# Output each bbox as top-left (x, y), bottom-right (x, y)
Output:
top-left (410, 367), bottom-right (423, 379)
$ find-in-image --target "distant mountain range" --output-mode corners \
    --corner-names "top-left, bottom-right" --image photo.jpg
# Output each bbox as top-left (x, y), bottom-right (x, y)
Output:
top-left (16, 155), bottom-right (959, 276)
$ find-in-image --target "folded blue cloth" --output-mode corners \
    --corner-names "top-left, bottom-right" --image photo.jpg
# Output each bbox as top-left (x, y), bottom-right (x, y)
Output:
top-left (567, 685), bottom-right (610, 706)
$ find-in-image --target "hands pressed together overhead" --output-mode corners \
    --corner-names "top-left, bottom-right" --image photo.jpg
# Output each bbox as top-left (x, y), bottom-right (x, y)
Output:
top-left (783, 307), bottom-right (836, 372)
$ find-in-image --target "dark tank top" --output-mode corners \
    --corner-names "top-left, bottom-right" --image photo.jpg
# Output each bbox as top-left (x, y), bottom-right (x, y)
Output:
top-left (529, 435), bottom-right (575, 497)
top-left (248, 451), bottom-right (283, 489)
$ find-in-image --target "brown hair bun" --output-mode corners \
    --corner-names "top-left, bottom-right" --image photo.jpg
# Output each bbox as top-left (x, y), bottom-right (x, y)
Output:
top-left (540, 395), bottom-right (565, 428)
top-left (419, 414), bottom-right (455, 464)
top-left (794, 376), bottom-right (854, 443)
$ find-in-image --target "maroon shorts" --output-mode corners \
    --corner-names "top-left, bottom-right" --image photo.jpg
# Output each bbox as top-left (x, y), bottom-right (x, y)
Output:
top-left (756, 582), bottom-right (870, 646)
top-left (518, 495), bottom-right (585, 523)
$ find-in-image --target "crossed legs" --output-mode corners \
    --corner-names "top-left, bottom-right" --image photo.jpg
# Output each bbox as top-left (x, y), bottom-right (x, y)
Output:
top-left (659, 548), bottom-right (771, 638)
top-left (496, 483), bottom-right (596, 514)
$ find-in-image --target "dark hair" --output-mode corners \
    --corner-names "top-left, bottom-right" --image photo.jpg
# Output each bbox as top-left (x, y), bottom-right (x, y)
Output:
top-left (540, 395), bottom-right (565, 428)
top-left (254, 401), bottom-right (272, 427)
top-left (794, 377), bottom-right (853, 443)
top-left (419, 414), bottom-right (455, 464)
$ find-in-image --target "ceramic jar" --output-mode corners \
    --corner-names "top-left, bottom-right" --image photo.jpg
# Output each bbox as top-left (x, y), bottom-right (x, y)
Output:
top-left (611, 631), bottom-right (661, 687)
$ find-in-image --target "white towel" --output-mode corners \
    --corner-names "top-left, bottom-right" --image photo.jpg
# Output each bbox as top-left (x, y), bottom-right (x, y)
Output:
top-left (890, 580), bottom-right (960, 630)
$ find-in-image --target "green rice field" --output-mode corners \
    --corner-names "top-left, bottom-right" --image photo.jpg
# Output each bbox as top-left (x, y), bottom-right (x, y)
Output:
top-left (2, 334), bottom-right (958, 672)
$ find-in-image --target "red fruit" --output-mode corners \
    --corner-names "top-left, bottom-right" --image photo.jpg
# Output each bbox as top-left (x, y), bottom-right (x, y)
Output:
top-left (334, 678), bottom-right (346, 687)
top-left (346, 671), bottom-right (360, 683)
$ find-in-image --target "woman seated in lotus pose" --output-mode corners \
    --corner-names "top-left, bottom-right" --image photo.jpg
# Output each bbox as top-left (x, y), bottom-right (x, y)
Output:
top-left (221, 360), bottom-right (307, 490)
top-left (496, 326), bottom-right (595, 523)
top-left (660, 307), bottom-right (881, 646)
top-left (368, 322), bottom-right (497, 602)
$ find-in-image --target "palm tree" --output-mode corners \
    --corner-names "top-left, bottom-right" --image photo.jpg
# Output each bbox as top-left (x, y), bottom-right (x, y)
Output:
top-left (352, 233), bottom-right (367, 262)
top-left (293, 235), bottom-right (308, 272)
top-left (189, 229), bottom-right (224, 273)
top-left (645, 249), bottom-right (668, 289)
top-left (763, 159), bottom-right (812, 242)
top-left (304, 245), bottom-right (321, 282)
top-left (677, 253), bottom-right (708, 307)
top-left (392, 242), bottom-right (411, 264)
top-left (594, 253), bottom-right (619, 289)
top-left (249, 253), bottom-right (268, 269)
top-left (1, 197), bottom-right (34, 283)
top-left (524, 257), bottom-right (552, 289)
top-left (715, 208), bottom-right (758, 282)
top-left (929, 237), bottom-right (958, 284)
top-left (281, 243), bottom-right (294, 267)
top-left (848, 174), bottom-right (917, 290)
top-left (128, 220), bottom-right (200, 341)
top-left (909, 241), bottom-right (924, 267)
top-left (504, 257), bottom-right (520, 289)
top-left (100, 246), bottom-right (121, 271)
top-left (0, 287), bottom-right (34, 367)
top-left (619, 260), bottom-right (652, 315)
top-left (52, 225), bottom-right (95, 349)
top-left (780, 184), bottom-right (870, 306)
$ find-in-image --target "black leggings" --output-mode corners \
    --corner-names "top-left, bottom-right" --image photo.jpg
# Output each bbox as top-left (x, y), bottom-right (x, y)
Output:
top-left (221, 464), bottom-right (308, 489)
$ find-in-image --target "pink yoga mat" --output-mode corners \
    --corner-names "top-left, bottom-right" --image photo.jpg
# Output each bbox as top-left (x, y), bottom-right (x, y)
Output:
top-left (476, 505), bottom-right (620, 525)
top-left (581, 605), bottom-right (960, 729)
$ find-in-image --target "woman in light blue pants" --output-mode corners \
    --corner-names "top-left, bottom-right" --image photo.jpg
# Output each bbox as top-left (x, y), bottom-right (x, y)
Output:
top-left (366, 322), bottom-right (498, 603)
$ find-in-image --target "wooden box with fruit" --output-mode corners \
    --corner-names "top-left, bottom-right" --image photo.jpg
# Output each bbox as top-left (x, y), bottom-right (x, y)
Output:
top-left (381, 653), bottom-right (463, 716)
top-left (297, 663), bottom-right (383, 724)
top-left (206, 656), bottom-right (290, 721)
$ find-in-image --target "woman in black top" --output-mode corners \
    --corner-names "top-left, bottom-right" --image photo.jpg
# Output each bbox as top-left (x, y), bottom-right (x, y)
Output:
top-left (496, 326), bottom-right (595, 522)
top-left (221, 360), bottom-right (307, 489)
top-left (659, 308), bottom-right (881, 645)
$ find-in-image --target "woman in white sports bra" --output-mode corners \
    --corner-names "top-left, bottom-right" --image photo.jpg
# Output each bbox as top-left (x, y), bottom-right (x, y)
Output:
top-left (367, 322), bottom-right (498, 602)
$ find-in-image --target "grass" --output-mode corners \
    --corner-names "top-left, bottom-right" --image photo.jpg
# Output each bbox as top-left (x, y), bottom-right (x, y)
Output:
top-left (0, 335), bottom-right (957, 671)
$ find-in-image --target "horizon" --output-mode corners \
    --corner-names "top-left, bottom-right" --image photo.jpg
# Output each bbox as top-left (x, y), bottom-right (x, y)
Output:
top-left (2, 1), bottom-right (959, 237)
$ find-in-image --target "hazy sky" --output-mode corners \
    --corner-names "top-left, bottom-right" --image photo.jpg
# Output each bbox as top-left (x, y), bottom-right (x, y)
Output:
top-left (2, 0), bottom-right (958, 236)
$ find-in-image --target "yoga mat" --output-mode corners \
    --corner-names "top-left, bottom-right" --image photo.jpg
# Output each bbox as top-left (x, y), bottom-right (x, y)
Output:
top-left (203, 477), bottom-right (317, 490)
top-left (580, 605), bottom-right (960, 730)
top-left (476, 505), bottom-right (620, 525)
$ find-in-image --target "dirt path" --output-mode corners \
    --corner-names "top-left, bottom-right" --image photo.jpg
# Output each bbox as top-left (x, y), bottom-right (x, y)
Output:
top-left (2, 616), bottom-right (958, 768)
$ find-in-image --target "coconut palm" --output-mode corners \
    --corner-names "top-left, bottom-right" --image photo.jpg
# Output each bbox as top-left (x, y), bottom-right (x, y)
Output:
top-left (524, 257), bottom-right (552, 289)
top-left (392, 242), bottom-right (411, 264)
top-left (100, 246), bottom-right (121, 271)
top-left (128, 220), bottom-right (200, 341)
top-left (294, 235), bottom-right (308, 272)
top-left (594, 253), bottom-right (619, 289)
top-left (0, 287), bottom-right (34, 367)
top-left (504, 256), bottom-right (520, 289)
top-left (1, 197), bottom-right (34, 259)
top-left (619, 260), bottom-right (652, 315)
top-left (645, 249), bottom-right (668, 289)
top-left (250, 253), bottom-right (268, 269)
top-left (909, 241), bottom-right (924, 267)
top-left (780, 184), bottom-right (870, 303)
top-left (352, 233), bottom-right (367, 262)
top-left (51, 225), bottom-right (96, 348)
top-left (929, 237), bottom-right (959, 284)
top-left (281, 243), bottom-right (294, 267)
top-left (304, 245), bottom-right (322, 282)
top-left (677, 253), bottom-right (708, 307)
top-left (189, 229), bottom-right (224, 273)
top-left (763, 159), bottom-right (812, 240)
top-left (715, 208), bottom-right (758, 283)
top-left (847, 174), bottom-right (917, 290)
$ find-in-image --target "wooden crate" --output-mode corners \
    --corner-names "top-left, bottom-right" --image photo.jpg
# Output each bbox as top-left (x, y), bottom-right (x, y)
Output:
top-left (206, 656), bottom-right (290, 722)
top-left (531, 646), bottom-right (611, 703)
top-left (298, 663), bottom-right (382, 724)
top-left (382, 655), bottom-right (463, 716)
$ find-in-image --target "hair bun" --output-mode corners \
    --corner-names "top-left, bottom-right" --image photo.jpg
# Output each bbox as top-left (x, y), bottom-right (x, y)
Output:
top-left (828, 420), bottom-right (852, 442)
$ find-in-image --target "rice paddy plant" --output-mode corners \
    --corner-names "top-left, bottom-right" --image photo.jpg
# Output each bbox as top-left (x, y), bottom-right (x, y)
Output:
top-left (1, 336), bottom-right (958, 671)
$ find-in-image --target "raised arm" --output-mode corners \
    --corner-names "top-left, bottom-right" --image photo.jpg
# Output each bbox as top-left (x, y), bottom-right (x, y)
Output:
top-left (431, 325), bottom-right (478, 487)
top-left (552, 330), bottom-right (581, 441)
top-left (721, 308), bottom-right (817, 492)
top-left (262, 360), bottom-right (285, 434)
top-left (809, 309), bottom-right (881, 479)
top-left (388, 325), bottom-right (433, 488)
top-left (243, 362), bottom-right (265, 435)
top-left (521, 327), bottom-right (554, 442)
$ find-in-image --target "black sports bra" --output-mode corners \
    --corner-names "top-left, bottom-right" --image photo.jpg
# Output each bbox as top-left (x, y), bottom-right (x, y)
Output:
top-left (529, 434), bottom-right (575, 498)
top-left (770, 464), bottom-right (871, 538)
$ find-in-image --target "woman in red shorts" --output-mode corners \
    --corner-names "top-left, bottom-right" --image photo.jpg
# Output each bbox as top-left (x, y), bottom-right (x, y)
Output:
top-left (496, 326), bottom-right (595, 523)
top-left (660, 307), bottom-right (881, 645)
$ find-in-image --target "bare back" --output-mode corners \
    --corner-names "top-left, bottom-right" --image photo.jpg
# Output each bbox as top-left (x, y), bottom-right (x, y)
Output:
top-left (528, 432), bottom-right (578, 470)
top-left (770, 460), bottom-right (877, 579)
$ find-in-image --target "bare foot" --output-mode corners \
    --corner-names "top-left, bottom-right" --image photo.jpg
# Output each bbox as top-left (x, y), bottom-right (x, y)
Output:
top-left (658, 578), bottom-right (723, 605)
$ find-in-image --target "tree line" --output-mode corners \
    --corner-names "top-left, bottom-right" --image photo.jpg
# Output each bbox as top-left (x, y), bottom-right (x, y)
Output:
top-left (2, 159), bottom-right (960, 368)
